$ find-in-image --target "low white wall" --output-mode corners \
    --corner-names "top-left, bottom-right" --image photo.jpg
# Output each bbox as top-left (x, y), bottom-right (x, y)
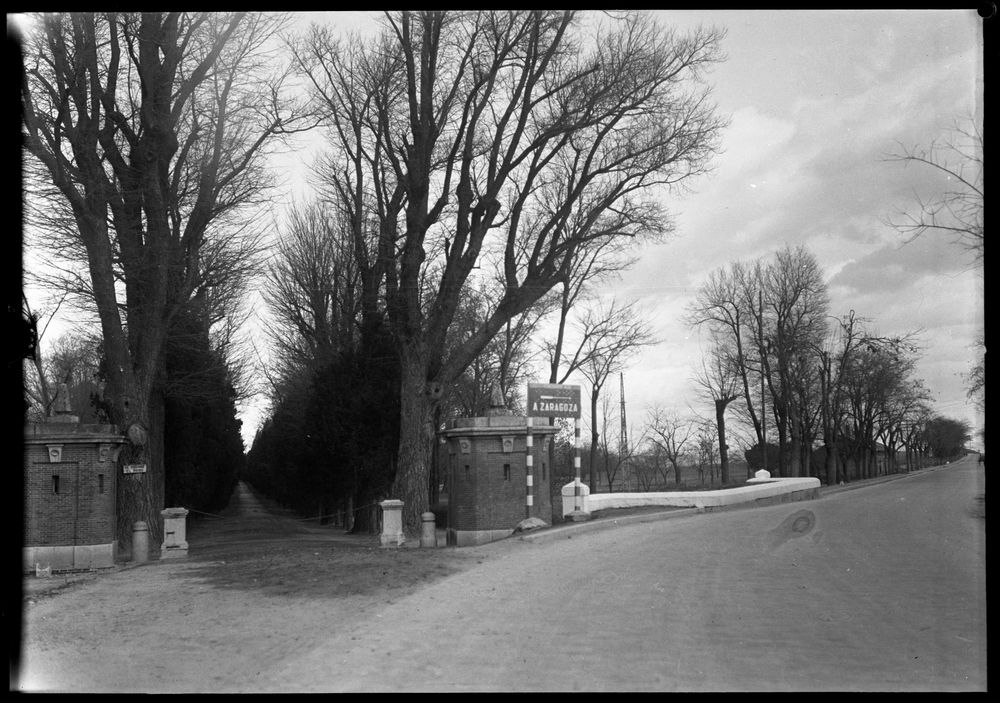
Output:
top-left (566, 477), bottom-right (821, 516)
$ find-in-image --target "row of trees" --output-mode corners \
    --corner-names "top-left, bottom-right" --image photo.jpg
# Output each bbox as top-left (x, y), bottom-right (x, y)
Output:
top-left (19, 12), bottom-right (306, 547)
top-left (686, 244), bottom-right (973, 486)
top-left (242, 10), bottom-right (726, 532)
top-left (20, 10), bottom-right (980, 542)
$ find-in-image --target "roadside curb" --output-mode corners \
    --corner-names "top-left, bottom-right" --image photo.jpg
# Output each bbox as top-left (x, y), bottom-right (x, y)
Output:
top-left (516, 507), bottom-right (700, 544)
top-left (818, 464), bottom-right (946, 497)
top-left (515, 463), bottom-right (956, 544)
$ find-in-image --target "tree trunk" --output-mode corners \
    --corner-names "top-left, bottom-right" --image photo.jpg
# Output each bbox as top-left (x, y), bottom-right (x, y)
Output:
top-left (715, 399), bottom-right (730, 484)
top-left (824, 439), bottom-right (837, 486)
top-left (589, 388), bottom-right (599, 493)
top-left (390, 356), bottom-right (436, 535)
top-left (114, 385), bottom-right (166, 557)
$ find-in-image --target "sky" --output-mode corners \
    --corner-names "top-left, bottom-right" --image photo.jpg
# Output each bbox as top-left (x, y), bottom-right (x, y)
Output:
top-left (20, 10), bottom-right (986, 451)
top-left (610, 9), bottom-right (985, 447)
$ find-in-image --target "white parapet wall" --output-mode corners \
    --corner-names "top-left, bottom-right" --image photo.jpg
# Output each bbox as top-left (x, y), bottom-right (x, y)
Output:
top-left (564, 477), bottom-right (821, 517)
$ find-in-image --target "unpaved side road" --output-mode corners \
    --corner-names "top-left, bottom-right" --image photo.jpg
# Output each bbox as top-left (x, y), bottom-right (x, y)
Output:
top-left (14, 483), bottom-right (491, 693)
top-left (14, 460), bottom-right (985, 692)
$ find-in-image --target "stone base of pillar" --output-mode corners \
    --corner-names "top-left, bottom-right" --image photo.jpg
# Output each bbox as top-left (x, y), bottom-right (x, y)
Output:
top-left (379, 499), bottom-right (406, 548)
top-left (161, 507), bottom-right (189, 559)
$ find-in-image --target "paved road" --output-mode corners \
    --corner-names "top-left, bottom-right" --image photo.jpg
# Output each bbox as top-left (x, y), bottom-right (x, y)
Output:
top-left (17, 459), bottom-right (985, 692)
top-left (268, 457), bottom-right (986, 692)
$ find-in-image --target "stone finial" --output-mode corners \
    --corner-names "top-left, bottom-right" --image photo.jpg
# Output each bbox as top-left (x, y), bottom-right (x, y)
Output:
top-left (54, 383), bottom-right (72, 413)
top-left (486, 385), bottom-right (511, 417)
top-left (49, 382), bottom-right (80, 423)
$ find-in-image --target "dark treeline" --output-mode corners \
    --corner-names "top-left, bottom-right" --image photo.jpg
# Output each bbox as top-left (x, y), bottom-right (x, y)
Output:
top-left (244, 330), bottom-right (400, 533)
top-left (162, 311), bottom-right (245, 516)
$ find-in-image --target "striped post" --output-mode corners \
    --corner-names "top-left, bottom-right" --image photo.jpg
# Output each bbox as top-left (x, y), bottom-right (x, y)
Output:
top-left (524, 415), bottom-right (535, 518)
top-left (525, 415), bottom-right (534, 518)
top-left (574, 417), bottom-right (582, 512)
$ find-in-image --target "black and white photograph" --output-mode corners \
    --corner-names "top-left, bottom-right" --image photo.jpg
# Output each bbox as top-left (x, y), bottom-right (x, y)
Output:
top-left (11, 8), bottom-right (986, 692)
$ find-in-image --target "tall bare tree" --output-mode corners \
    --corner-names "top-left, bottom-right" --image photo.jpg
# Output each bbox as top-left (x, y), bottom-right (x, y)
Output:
top-left (762, 245), bottom-right (830, 476)
top-left (295, 10), bottom-right (725, 530)
top-left (262, 200), bottom-right (362, 389)
top-left (687, 260), bottom-right (766, 455)
top-left (689, 246), bottom-right (828, 477)
top-left (692, 334), bottom-right (741, 482)
top-left (21, 12), bottom-right (308, 549)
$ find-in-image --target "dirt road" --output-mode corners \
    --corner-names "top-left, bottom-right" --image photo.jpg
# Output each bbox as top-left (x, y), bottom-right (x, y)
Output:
top-left (15, 483), bottom-right (496, 692)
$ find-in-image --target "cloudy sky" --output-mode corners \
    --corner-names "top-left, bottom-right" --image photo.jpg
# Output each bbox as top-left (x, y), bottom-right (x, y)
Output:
top-left (619, 9), bottom-right (984, 445)
top-left (22, 10), bottom-right (985, 450)
top-left (266, 10), bottom-right (983, 447)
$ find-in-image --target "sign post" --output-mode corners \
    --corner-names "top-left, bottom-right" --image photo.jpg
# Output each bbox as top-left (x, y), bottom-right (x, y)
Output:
top-left (527, 383), bottom-right (586, 518)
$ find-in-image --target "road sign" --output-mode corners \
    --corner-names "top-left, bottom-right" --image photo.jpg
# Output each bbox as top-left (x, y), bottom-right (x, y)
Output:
top-left (124, 464), bottom-right (147, 474)
top-left (527, 383), bottom-right (581, 419)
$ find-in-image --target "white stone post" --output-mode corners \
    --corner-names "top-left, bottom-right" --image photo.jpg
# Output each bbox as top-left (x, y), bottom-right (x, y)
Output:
top-left (561, 479), bottom-right (591, 519)
top-left (420, 511), bottom-right (437, 548)
top-left (379, 500), bottom-right (405, 547)
top-left (132, 521), bottom-right (149, 563)
top-left (160, 507), bottom-right (189, 559)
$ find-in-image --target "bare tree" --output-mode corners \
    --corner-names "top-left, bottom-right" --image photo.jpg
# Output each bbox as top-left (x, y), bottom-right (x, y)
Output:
top-left (447, 279), bottom-right (554, 417)
top-left (593, 392), bottom-right (649, 492)
top-left (687, 260), bottom-right (765, 456)
top-left (21, 12), bottom-right (309, 549)
top-left (262, 200), bottom-right (362, 392)
top-left (21, 292), bottom-right (68, 418)
top-left (646, 405), bottom-right (694, 485)
top-left (695, 421), bottom-right (719, 486)
top-left (692, 335), bottom-right (741, 482)
top-left (965, 336), bottom-right (985, 413)
top-left (842, 336), bottom-right (923, 480)
top-left (295, 10), bottom-right (725, 530)
top-left (762, 245), bottom-right (830, 477)
top-left (575, 299), bottom-right (657, 491)
top-left (689, 246), bottom-right (829, 477)
top-left (544, 239), bottom-right (638, 385)
top-left (884, 117), bottom-right (983, 263)
top-left (22, 297), bottom-right (106, 424)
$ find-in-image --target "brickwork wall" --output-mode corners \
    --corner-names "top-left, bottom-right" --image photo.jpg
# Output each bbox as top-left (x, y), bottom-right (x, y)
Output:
top-left (24, 441), bottom-right (117, 547)
top-left (447, 431), bottom-right (554, 532)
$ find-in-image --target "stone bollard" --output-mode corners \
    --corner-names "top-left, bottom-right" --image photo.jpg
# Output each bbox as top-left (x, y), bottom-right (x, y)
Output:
top-left (160, 507), bottom-right (189, 559)
top-left (132, 521), bottom-right (149, 563)
top-left (379, 500), bottom-right (405, 547)
top-left (561, 479), bottom-right (591, 521)
top-left (420, 511), bottom-right (437, 548)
